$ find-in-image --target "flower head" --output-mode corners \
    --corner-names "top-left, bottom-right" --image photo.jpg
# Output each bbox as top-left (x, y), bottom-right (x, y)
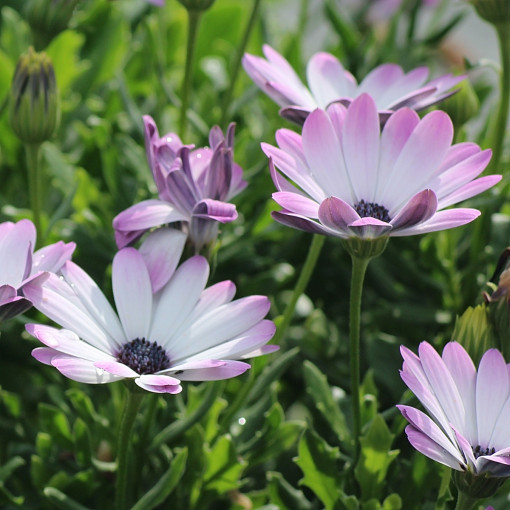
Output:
top-left (9, 47), bottom-right (60, 144)
top-left (0, 219), bottom-right (75, 322)
top-left (243, 45), bottom-right (464, 125)
top-left (398, 341), bottom-right (510, 479)
top-left (113, 117), bottom-right (247, 253)
top-left (25, 229), bottom-right (277, 394)
top-left (263, 94), bottom-right (500, 240)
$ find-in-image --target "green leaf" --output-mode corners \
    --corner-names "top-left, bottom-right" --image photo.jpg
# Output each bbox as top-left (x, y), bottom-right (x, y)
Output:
top-left (131, 448), bottom-right (188, 510)
top-left (43, 487), bottom-right (92, 510)
top-left (382, 494), bottom-right (402, 510)
top-left (303, 360), bottom-right (350, 443)
top-left (73, 418), bottom-right (92, 467)
top-left (267, 471), bottom-right (312, 510)
top-left (0, 7), bottom-right (30, 63)
top-left (38, 403), bottom-right (73, 449)
top-left (295, 428), bottom-right (342, 510)
top-left (0, 456), bottom-right (25, 483)
top-left (355, 415), bottom-right (399, 501)
top-left (203, 434), bottom-right (245, 494)
top-left (30, 454), bottom-right (51, 488)
top-left (36, 432), bottom-right (53, 460)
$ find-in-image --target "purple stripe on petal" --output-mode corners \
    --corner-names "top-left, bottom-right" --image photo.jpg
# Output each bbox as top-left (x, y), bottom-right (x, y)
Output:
top-left (192, 199), bottom-right (238, 223)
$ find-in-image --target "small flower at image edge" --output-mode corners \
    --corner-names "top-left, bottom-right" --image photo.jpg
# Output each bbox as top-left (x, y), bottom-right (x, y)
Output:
top-left (113, 118), bottom-right (247, 254)
top-left (24, 229), bottom-right (277, 394)
top-left (263, 94), bottom-right (500, 240)
top-left (243, 45), bottom-right (464, 124)
top-left (398, 342), bottom-right (510, 498)
top-left (0, 219), bottom-right (75, 322)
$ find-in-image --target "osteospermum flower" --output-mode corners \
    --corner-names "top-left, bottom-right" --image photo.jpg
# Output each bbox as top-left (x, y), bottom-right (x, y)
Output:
top-left (263, 94), bottom-right (500, 239)
top-left (242, 45), bottom-right (464, 124)
top-left (113, 116), bottom-right (247, 253)
top-left (398, 341), bottom-right (510, 478)
top-left (0, 219), bottom-right (75, 322)
top-left (24, 229), bottom-right (276, 394)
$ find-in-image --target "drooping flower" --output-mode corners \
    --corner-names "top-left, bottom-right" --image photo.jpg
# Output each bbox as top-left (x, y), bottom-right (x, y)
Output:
top-left (113, 117), bottom-right (247, 253)
top-left (24, 229), bottom-right (277, 394)
top-left (242, 45), bottom-right (464, 124)
top-left (398, 341), bottom-right (510, 478)
top-left (0, 219), bottom-right (75, 322)
top-left (263, 94), bottom-right (500, 240)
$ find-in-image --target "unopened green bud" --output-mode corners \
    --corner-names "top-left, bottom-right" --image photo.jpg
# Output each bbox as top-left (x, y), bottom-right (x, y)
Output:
top-left (25, 0), bottom-right (79, 50)
top-left (452, 470), bottom-right (506, 500)
top-left (439, 78), bottom-right (479, 128)
top-left (177, 0), bottom-right (216, 12)
top-left (9, 47), bottom-right (60, 145)
top-left (469, 0), bottom-right (510, 25)
top-left (451, 305), bottom-right (493, 366)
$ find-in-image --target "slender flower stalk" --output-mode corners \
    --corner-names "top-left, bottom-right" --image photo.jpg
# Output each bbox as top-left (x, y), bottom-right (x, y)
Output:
top-left (489, 23), bottom-right (510, 172)
top-left (179, 9), bottom-right (202, 139)
top-left (26, 143), bottom-right (43, 245)
top-left (272, 234), bottom-right (324, 345)
top-left (115, 388), bottom-right (144, 510)
top-left (455, 492), bottom-right (477, 510)
top-left (220, 0), bottom-right (261, 127)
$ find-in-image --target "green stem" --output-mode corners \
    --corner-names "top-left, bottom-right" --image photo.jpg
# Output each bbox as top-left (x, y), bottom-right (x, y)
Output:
top-left (220, 0), bottom-right (261, 126)
top-left (490, 23), bottom-right (510, 173)
top-left (179, 9), bottom-right (202, 140)
top-left (272, 234), bottom-right (325, 345)
top-left (115, 388), bottom-right (144, 510)
top-left (454, 491), bottom-right (477, 510)
top-left (348, 254), bottom-right (370, 460)
top-left (26, 143), bottom-right (42, 247)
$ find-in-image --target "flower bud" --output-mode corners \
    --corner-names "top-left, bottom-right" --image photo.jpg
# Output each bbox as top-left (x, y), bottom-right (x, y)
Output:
top-left (25, 0), bottom-right (79, 50)
top-left (9, 47), bottom-right (60, 145)
top-left (452, 470), bottom-right (506, 500)
top-left (438, 78), bottom-right (479, 129)
top-left (469, 0), bottom-right (510, 24)
top-left (451, 305), bottom-right (493, 366)
top-left (177, 0), bottom-right (216, 11)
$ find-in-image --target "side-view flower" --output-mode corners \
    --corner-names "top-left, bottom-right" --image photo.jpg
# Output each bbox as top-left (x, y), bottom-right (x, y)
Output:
top-left (0, 219), bottom-right (75, 322)
top-left (263, 94), bottom-right (500, 240)
top-left (398, 341), bottom-right (510, 477)
top-left (24, 229), bottom-right (277, 394)
top-left (113, 117), bottom-right (247, 253)
top-left (243, 45), bottom-right (464, 124)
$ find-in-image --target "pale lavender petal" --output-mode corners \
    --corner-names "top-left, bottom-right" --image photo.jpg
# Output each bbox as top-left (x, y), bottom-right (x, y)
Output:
top-left (0, 285), bottom-right (16, 303)
top-left (0, 219), bottom-right (34, 287)
top-left (113, 199), bottom-right (188, 237)
top-left (390, 209), bottom-right (481, 237)
top-left (318, 196), bottom-right (361, 233)
top-left (437, 175), bottom-right (501, 210)
top-left (269, 159), bottom-right (307, 196)
top-left (272, 211), bottom-right (338, 236)
top-left (32, 347), bottom-right (59, 365)
top-left (175, 360), bottom-right (251, 381)
top-left (404, 425), bottom-right (464, 470)
top-left (390, 189), bottom-right (438, 230)
top-left (192, 199), bottom-right (237, 223)
top-left (451, 424), bottom-right (477, 470)
top-left (113, 248), bottom-right (153, 342)
top-left (358, 64), bottom-right (404, 103)
top-left (306, 52), bottom-right (355, 108)
top-left (487, 397), bottom-right (510, 452)
top-left (52, 356), bottom-right (122, 384)
top-left (347, 218), bottom-right (393, 238)
top-left (139, 228), bottom-right (187, 293)
top-left (302, 109), bottom-right (353, 202)
top-left (378, 67), bottom-right (429, 106)
top-left (279, 106), bottom-right (312, 125)
top-left (165, 168), bottom-right (199, 214)
top-left (94, 360), bottom-right (139, 378)
top-left (476, 349), bottom-right (510, 449)
top-left (60, 261), bottom-right (124, 346)
top-left (135, 378), bottom-right (182, 394)
top-left (151, 256), bottom-right (209, 347)
top-left (137, 373), bottom-right (180, 386)
top-left (31, 241), bottom-right (76, 275)
top-left (273, 191), bottom-right (320, 218)
top-left (341, 94), bottom-right (380, 202)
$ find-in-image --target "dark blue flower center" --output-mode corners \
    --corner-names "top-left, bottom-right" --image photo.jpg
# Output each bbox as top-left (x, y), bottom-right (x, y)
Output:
top-left (472, 445), bottom-right (495, 459)
top-left (117, 338), bottom-right (170, 375)
top-left (354, 199), bottom-right (391, 222)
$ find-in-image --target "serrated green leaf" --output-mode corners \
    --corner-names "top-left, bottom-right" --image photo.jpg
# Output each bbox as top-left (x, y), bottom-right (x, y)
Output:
top-left (355, 415), bottom-right (399, 501)
top-left (131, 448), bottom-right (188, 510)
top-left (295, 429), bottom-right (342, 510)
top-left (39, 403), bottom-right (73, 449)
top-left (303, 360), bottom-right (350, 443)
top-left (267, 471), bottom-right (312, 510)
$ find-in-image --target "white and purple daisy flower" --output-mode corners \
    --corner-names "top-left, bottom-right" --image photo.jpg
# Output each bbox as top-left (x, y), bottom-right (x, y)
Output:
top-left (24, 229), bottom-right (276, 394)
top-left (0, 219), bottom-right (75, 322)
top-left (398, 341), bottom-right (510, 477)
top-left (243, 45), bottom-right (464, 124)
top-left (263, 94), bottom-right (500, 239)
top-left (113, 117), bottom-right (247, 253)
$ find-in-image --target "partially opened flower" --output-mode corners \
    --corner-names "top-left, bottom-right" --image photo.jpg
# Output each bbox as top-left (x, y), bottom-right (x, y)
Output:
top-left (0, 219), bottom-right (75, 322)
top-left (24, 229), bottom-right (276, 394)
top-left (243, 45), bottom-right (464, 124)
top-left (113, 117), bottom-right (247, 253)
top-left (398, 342), bottom-right (510, 496)
top-left (263, 94), bottom-right (500, 240)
